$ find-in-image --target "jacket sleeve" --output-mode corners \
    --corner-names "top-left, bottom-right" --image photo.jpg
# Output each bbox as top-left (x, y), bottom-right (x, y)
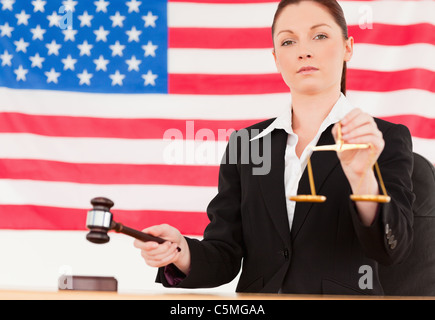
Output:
top-left (350, 123), bottom-right (414, 266)
top-left (156, 131), bottom-right (244, 288)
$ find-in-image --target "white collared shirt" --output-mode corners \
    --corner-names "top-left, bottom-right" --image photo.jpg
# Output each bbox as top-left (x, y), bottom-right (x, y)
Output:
top-left (251, 93), bottom-right (355, 231)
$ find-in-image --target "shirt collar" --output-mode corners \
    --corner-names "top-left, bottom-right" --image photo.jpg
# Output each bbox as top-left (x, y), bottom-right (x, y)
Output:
top-left (250, 93), bottom-right (355, 141)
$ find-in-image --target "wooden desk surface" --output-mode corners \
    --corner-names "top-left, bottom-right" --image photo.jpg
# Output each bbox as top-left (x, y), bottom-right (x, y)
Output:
top-left (0, 289), bottom-right (433, 300)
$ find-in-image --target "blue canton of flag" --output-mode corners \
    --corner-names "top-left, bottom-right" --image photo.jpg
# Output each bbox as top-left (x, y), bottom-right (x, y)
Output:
top-left (0, 0), bottom-right (168, 93)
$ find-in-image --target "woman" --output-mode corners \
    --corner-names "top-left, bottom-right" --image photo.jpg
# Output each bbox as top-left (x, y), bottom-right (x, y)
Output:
top-left (134, 0), bottom-right (414, 295)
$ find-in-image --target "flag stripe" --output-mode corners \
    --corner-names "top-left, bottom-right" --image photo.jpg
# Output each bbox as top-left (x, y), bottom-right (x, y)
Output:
top-left (0, 159), bottom-right (219, 186)
top-left (168, 45), bottom-right (435, 74)
top-left (168, 1), bottom-right (435, 28)
top-left (0, 205), bottom-right (208, 235)
top-left (0, 112), bottom-right (433, 140)
top-left (0, 179), bottom-right (216, 212)
top-left (0, 134), bottom-right (228, 165)
top-left (169, 69), bottom-right (435, 95)
top-left (2, 88), bottom-right (435, 119)
top-left (169, 24), bottom-right (435, 49)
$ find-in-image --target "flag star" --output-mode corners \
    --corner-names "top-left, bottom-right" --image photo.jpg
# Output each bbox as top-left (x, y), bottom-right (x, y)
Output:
top-left (30, 25), bottom-right (46, 40)
top-left (62, 0), bottom-right (78, 12)
top-left (62, 28), bottom-right (77, 41)
top-left (109, 70), bottom-right (125, 86)
top-left (31, 0), bottom-right (46, 12)
top-left (61, 54), bottom-right (77, 71)
top-left (94, 0), bottom-right (109, 13)
top-left (126, 55), bottom-right (141, 72)
top-left (47, 11), bottom-right (61, 27)
top-left (14, 65), bottom-right (28, 81)
top-left (94, 26), bottom-right (109, 42)
top-left (126, 0), bottom-right (141, 13)
top-left (1, 0), bottom-right (15, 11)
top-left (109, 11), bottom-right (125, 28)
top-left (15, 10), bottom-right (31, 26)
top-left (77, 40), bottom-right (93, 56)
top-left (109, 41), bottom-right (125, 57)
top-left (77, 69), bottom-right (93, 86)
top-left (126, 26), bottom-right (141, 43)
top-left (0, 50), bottom-right (13, 66)
top-left (46, 39), bottom-right (62, 56)
top-left (93, 55), bottom-right (109, 71)
top-left (0, 22), bottom-right (14, 37)
top-left (29, 52), bottom-right (45, 68)
top-left (142, 11), bottom-right (158, 28)
top-left (14, 38), bottom-right (30, 53)
top-left (78, 11), bottom-right (93, 27)
top-left (45, 68), bottom-right (61, 84)
top-left (142, 70), bottom-right (157, 86)
top-left (142, 41), bottom-right (158, 57)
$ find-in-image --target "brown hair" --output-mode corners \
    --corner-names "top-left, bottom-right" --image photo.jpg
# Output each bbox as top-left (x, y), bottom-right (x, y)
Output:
top-left (272, 0), bottom-right (349, 95)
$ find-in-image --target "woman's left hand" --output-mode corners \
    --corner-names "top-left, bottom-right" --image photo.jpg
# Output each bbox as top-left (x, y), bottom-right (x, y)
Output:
top-left (332, 108), bottom-right (385, 180)
top-left (332, 108), bottom-right (385, 226)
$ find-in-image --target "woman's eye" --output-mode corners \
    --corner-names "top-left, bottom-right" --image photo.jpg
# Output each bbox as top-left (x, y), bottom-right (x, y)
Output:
top-left (314, 34), bottom-right (328, 40)
top-left (281, 40), bottom-right (295, 46)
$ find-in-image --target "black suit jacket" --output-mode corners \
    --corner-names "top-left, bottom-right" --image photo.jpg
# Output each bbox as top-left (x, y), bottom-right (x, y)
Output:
top-left (157, 118), bottom-right (414, 295)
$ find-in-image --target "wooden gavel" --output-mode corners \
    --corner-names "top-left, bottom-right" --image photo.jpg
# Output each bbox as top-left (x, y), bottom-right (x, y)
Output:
top-left (86, 197), bottom-right (180, 251)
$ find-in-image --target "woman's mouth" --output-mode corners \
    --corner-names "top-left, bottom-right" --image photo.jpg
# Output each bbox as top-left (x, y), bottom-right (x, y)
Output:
top-left (297, 66), bottom-right (319, 74)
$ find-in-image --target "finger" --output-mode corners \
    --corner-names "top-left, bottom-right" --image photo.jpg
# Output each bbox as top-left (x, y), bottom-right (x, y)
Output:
top-left (342, 122), bottom-right (382, 142)
top-left (142, 241), bottom-right (174, 257)
top-left (144, 243), bottom-right (180, 262)
top-left (133, 238), bottom-right (159, 250)
top-left (341, 112), bottom-right (374, 136)
top-left (142, 245), bottom-right (181, 268)
top-left (142, 224), bottom-right (168, 238)
top-left (341, 108), bottom-right (363, 126)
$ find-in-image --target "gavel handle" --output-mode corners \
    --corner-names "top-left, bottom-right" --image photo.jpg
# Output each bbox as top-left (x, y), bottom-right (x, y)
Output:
top-left (111, 221), bottom-right (181, 251)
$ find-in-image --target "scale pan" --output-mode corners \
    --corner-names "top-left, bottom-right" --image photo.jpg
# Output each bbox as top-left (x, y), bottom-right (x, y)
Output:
top-left (350, 194), bottom-right (391, 203)
top-left (289, 195), bottom-right (327, 203)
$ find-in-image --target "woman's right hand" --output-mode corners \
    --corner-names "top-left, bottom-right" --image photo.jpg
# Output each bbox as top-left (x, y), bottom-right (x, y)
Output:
top-left (133, 224), bottom-right (191, 275)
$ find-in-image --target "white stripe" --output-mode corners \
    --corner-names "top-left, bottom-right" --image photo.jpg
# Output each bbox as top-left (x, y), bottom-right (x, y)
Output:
top-left (168, 48), bottom-right (277, 74)
top-left (0, 179), bottom-right (216, 212)
top-left (0, 87), bottom-right (289, 119)
top-left (168, 2), bottom-right (278, 28)
top-left (0, 133), bottom-right (228, 166)
top-left (412, 137), bottom-right (435, 164)
top-left (1, 87), bottom-right (435, 119)
top-left (168, 1), bottom-right (435, 28)
top-left (168, 45), bottom-right (435, 74)
top-left (349, 44), bottom-right (435, 72)
top-left (346, 89), bottom-right (435, 118)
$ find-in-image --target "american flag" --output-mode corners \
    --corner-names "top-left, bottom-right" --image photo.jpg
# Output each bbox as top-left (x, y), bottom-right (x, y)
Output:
top-left (0, 0), bottom-right (434, 236)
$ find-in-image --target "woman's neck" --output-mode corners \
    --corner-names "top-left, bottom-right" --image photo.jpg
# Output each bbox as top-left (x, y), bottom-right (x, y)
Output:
top-left (291, 90), bottom-right (342, 133)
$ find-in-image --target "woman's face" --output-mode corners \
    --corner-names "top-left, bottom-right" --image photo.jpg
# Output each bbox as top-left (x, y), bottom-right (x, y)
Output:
top-left (273, 1), bottom-right (353, 95)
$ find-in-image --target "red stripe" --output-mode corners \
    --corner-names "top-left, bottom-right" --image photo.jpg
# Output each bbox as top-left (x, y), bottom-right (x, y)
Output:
top-left (0, 205), bottom-right (208, 235)
top-left (2, 112), bottom-right (434, 140)
top-left (169, 0), bottom-right (279, 3)
top-left (169, 24), bottom-right (435, 49)
top-left (169, 69), bottom-right (435, 95)
top-left (379, 115), bottom-right (435, 140)
top-left (0, 113), bottom-right (260, 139)
top-left (168, 0), bottom-right (385, 3)
top-left (0, 159), bottom-right (220, 186)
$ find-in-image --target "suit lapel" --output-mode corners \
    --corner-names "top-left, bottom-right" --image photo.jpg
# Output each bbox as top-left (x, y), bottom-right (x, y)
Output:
top-left (291, 124), bottom-right (341, 240)
top-left (257, 129), bottom-right (292, 245)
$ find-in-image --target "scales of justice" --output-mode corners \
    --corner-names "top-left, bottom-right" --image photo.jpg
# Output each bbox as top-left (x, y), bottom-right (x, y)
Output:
top-left (289, 122), bottom-right (391, 204)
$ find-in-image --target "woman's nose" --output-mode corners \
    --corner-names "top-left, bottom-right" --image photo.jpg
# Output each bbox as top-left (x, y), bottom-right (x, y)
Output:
top-left (299, 53), bottom-right (312, 60)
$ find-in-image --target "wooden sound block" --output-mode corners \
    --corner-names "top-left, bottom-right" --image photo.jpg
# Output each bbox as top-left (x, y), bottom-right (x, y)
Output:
top-left (289, 195), bottom-right (327, 203)
top-left (58, 275), bottom-right (118, 292)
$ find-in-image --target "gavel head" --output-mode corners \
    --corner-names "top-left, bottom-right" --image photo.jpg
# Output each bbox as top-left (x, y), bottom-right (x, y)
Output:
top-left (86, 197), bottom-right (115, 244)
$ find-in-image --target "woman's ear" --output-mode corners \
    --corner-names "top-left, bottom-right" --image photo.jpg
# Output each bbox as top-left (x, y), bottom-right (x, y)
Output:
top-left (272, 49), bottom-right (281, 73)
top-left (344, 36), bottom-right (354, 62)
